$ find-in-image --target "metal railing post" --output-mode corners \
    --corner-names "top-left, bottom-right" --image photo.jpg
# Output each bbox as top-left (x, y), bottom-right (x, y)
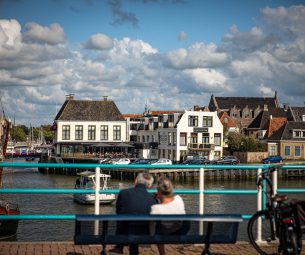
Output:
top-left (199, 167), bottom-right (205, 214)
top-left (199, 167), bottom-right (204, 235)
top-left (272, 168), bottom-right (278, 195)
top-left (94, 167), bottom-right (101, 235)
top-left (257, 167), bottom-right (262, 242)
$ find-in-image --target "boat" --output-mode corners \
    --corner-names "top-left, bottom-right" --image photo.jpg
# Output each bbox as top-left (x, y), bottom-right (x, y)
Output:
top-left (73, 170), bottom-right (116, 205)
top-left (0, 201), bottom-right (20, 240)
top-left (0, 116), bottom-right (20, 240)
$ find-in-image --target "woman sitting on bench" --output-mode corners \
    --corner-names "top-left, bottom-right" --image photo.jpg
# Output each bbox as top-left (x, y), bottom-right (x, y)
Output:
top-left (150, 177), bottom-right (186, 255)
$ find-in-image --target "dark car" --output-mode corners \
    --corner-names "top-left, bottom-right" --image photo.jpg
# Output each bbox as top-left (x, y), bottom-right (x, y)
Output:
top-left (182, 159), bottom-right (210, 165)
top-left (262, 155), bottom-right (283, 164)
top-left (130, 159), bottom-right (158, 164)
top-left (213, 156), bottom-right (240, 165)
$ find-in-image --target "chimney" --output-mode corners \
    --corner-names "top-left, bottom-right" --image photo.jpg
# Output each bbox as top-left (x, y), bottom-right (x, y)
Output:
top-left (193, 105), bottom-right (201, 111)
top-left (283, 103), bottom-right (289, 111)
top-left (65, 94), bottom-right (74, 100)
top-left (103, 96), bottom-right (108, 101)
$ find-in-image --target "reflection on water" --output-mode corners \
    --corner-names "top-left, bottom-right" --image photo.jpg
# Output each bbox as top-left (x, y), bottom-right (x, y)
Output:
top-left (1, 161), bottom-right (305, 241)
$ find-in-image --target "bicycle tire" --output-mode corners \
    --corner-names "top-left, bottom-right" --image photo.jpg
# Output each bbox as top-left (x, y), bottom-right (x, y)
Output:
top-left (248, 210), bottom-right (279, 255)
top-left (281, 225), bottom-right (299, 255)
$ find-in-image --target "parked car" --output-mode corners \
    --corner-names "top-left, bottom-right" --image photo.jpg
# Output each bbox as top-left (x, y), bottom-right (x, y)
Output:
top-left (110, 158), bottom-right (131, 165)
top-left (213, 156), bottom-right (240, 165)
top-left (131, 159), bottom-right (158, 165)
top-left (262, 155), bottom-right (283, 164)
top-left (151, 158), bottom-right (172, 165)
top-left (182, 159), bottom-right (210, 165)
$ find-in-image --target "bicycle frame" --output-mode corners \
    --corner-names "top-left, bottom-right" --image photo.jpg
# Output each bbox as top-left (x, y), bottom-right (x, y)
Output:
top-left (252, 166), bottom-right (300, 254)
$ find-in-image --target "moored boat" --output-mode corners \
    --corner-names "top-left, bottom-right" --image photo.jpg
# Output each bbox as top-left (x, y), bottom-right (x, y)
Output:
top-left (0, 116), bottom-right (20, 240)
top-left (73, 170), bottom-right (116, 205)
top-left (0, 200), bottom-right (20, 240)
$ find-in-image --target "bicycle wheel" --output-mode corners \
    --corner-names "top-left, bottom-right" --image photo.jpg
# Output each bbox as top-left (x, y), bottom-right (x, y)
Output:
top-left (280, 225), bottom-right (299, 255)
top-left (248, 210), bottom-right (279, 255)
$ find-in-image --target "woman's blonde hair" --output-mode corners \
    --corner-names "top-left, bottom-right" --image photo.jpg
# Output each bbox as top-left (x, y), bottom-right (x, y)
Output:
top-left (157, 177), bottom-right (174, 197)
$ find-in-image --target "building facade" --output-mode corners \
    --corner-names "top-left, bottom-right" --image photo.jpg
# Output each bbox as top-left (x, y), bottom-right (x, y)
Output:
top-left (134, 110), bottom-right (223, 162)
top-left (53, 95), bottom-right (129, 156)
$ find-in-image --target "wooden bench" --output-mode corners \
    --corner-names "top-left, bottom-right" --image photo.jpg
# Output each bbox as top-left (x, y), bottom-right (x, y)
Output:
top-left (74, 214), bottom-right (243, 255)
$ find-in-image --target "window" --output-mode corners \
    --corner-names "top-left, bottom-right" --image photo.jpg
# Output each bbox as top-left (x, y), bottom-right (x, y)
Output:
top-left (302, 115), bottom-right (305, 122)
top-left (62, 125), bottom-right (70, 140)
top-left (202, 133), bottom-right (209, 144)
top-left (293, 130), bottom-right (305, 138)
top-left (147, 135), bottom-right (150, 142)
top-left (142, 135), bottom-right (145, 142)
top-left (180, 133), bottom-right (187, 146)
top-left (113, 125), bottom-right (121, 140)
top-left (295, 146), bottom-right (301, 157)
top-left (224, 117), bottom-right (228, 123)
top-left (203, 116), bottom-right (213, 127)
top-left (214, 133), bottom-right (221, 146)
top-left (270, 145), bottom-right (276, 156)
top-left (168, 132), bottom-right (172, 145)
top-left (188, 116), bottom-right (198, 127)
top-left (284, 146), bottom-right (291, 156)
top-left (100, 125), bottom-right (108, 140)
top-left (173, 132), bottom-right (177, 146)
top-left (190, 133), bottom-right (198, 144)
top-left (88, 125), bottom-right (96, 140)
top-left (75, 125), bottom-right (83, 140)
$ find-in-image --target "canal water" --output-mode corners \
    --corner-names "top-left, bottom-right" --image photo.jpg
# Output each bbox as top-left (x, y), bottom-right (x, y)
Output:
top-left (1, 159), bottom-right (305, 242)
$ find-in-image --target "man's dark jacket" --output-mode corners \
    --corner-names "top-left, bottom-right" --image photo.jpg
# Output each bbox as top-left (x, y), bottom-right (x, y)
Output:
top-left (116, 183), bottom-right (157, 214)
top-left (115, 183), bottom-right (158, 235)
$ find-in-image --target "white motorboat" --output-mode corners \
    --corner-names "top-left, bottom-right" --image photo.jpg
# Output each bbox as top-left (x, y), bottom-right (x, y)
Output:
top-left (73, 171), bottom-right (116, 205)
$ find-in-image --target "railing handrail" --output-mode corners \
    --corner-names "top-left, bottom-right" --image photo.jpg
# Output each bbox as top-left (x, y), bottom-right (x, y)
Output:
top-left (0, 162), bottom-right (272, 169)
top-left (1, 162), bottom-right (305, 239)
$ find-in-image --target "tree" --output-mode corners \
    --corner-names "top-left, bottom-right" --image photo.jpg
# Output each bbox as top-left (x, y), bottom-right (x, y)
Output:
top-left (12, 125), bottom-right (27, 142)
top-left (228, 132), bottom-right (267, 153)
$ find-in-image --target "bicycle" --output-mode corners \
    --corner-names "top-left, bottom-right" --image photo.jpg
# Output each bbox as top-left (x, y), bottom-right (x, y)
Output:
top-left (247, 166), bottom-right (303, 255)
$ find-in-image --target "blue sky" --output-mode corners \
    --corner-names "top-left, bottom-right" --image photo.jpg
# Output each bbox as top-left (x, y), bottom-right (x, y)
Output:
top-left (0, 0), bottom-right (305, 125)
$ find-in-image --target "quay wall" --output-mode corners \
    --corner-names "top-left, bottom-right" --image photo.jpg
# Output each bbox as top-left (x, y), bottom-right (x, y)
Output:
top-left (38, 156), bottom-right (305, 181)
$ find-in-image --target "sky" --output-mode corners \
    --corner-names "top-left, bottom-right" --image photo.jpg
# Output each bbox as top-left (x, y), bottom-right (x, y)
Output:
top-left (1, 0), bottom-right (305, 126)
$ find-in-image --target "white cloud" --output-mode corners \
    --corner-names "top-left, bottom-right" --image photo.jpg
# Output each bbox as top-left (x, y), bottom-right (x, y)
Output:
top-left (183, 68), bottom-right (228, 91)
top-left (164, 42), bottom-right (228, 69)
top-left (84, 33), bottom-right (113, 50)
top-left (2, 5), bottom-right (305, 125)
top-left (23, 22), bottom-right (65, 45)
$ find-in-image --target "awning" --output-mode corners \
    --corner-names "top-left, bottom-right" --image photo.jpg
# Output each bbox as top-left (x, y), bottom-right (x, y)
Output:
top-left (115, 142), bottom-right (134, 148)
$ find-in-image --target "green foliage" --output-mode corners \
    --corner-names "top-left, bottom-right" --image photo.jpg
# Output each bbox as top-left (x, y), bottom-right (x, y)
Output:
top-left (12, 125), bottom-right (28, 142)
top-left (228, 133), bottom-right (267, 153)
top-left (11, 125), bottom-right (54, 143)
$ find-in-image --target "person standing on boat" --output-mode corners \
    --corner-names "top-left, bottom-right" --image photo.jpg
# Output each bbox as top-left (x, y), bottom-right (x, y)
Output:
top-left (150, 177), bottom-right (186, 255)
top-left (109, 173), bottom-right (157, 254)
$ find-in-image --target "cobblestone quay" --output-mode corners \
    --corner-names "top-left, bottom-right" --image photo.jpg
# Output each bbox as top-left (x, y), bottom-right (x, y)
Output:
top-left (1, 241), bottom-right (305, 255)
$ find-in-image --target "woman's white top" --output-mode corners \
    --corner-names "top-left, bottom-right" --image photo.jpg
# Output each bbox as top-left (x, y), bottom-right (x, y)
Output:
top-left (150, 195), bottom-right (185, 214)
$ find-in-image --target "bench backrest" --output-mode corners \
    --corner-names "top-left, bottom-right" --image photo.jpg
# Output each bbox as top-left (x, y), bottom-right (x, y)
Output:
top-left (74, 214), bottom-right (242, 245)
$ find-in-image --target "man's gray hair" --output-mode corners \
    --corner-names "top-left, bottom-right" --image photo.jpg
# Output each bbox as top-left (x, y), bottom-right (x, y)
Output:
top-left (136, 173), bottom-right (154, 188)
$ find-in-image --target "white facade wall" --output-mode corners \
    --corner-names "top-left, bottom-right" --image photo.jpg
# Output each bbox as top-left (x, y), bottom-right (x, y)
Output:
top-left (135, 111), bottom-right (223, 162)
top-left (56, 121), bottom-right (128, 143)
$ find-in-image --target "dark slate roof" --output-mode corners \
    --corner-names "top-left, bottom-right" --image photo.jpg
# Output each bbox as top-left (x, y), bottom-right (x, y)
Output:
top-left (54, 100), bottom-right (124, 121)
top-left (290, 107), bottom-right (305, 121)
top-left (247, 108), bottom-right (288, 129)
top-left (209, 96), bottom-right (278, 110)
top-left (269, 121), bottom-right (305, 141)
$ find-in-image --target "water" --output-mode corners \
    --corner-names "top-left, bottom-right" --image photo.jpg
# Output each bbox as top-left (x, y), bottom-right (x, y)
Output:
top-left (1, 159), bottom-right (305, 241)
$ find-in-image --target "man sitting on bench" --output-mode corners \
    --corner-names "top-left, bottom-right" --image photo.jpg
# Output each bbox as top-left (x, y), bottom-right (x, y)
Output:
top-left (109, 173), bottom-right (158, 254)
top-left (151, 177), bottom-right (186, 255)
